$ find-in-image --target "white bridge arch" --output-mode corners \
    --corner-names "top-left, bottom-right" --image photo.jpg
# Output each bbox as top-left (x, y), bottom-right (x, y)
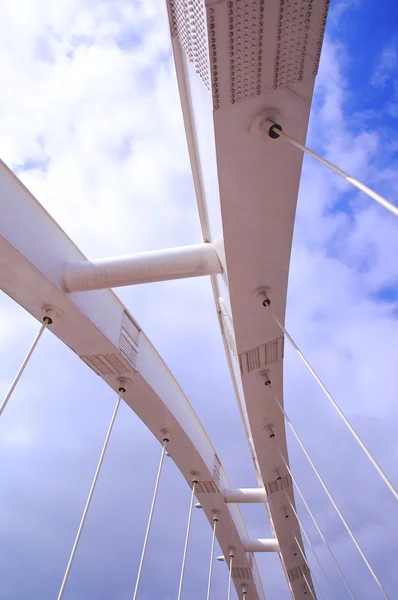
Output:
top-left (2, 1), bottom-right (395, 599)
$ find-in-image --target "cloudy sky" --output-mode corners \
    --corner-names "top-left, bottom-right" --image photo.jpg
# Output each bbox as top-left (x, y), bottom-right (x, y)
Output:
top-left (0, 1), bottom-right (397, 599)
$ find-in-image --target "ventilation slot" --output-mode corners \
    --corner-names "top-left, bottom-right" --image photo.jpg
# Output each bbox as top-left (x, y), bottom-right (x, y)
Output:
top-left (287, 563), bottom-right (309, 583)
top-left (122, 311), bottom-right (140, 345)
top-left (232, 567), bottom-right (253, 580)
top-left (81, 354), bottom-right (133, 377)
top-left (119, 311), bottom-right (140, 369)
top-left (265, 474), bottom-right (292, 495)
top-left (213, 454), bottom-right (221, 484)
top-left (239, 337), bottom-right (284, 376)
top-left (280, 474), bottom-right (293, 489)
top-left (194, 481), bottom-right (218, 494)
top-left (265, 478), bottom-right (279, 495)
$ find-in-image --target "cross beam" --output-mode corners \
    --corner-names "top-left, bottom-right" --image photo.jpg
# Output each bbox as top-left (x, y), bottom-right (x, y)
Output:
top-left (62, 243), bottom-right (223, 292)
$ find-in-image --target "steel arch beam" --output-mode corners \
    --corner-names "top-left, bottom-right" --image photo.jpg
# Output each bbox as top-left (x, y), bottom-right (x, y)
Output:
top-left (0, 159), bottom-right (264, 600)
top-left (167, 1), bottom-right (330, 598)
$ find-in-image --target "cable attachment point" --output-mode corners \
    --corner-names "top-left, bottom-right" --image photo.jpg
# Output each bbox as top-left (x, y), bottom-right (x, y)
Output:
top-left (42, 305), bottom-right (62, 325)
top-left (268, 122), bottom-right (283, 139)
top-left (260, 371), bottom-right (271, 386)
top-left (191, 471), bottom-right (200, 486)
top-left (117, 377), bottom-right (130, 394)
top-left (212, 509), bottom-right (220, 522)
top-left (255, 289), bottom-right (271, 307)
top-left (161, 428), bottom-right (171, 443)
top-left (265, 424), bottom-right (275, 439)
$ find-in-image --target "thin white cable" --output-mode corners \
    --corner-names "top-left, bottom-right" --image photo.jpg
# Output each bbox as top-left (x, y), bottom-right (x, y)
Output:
top-left (281, 481), bottom-right (336, 600)
top-left (0, 319), bottom-right (49, 416)
top-left (262, 298), bottom-right (398, 504)
top-left (132, 437), bottom-right (168, 600)
top-left (302, 570), bottom-right (316, 600)
top-left (275, 441), bottom-right (356, 600)
top-left (177, 480), bottom-right (197, 600)
top-left (292, 533), bottom-right (326, 600)
top-left (227, 551), bottom-right (234, 600)
top-left (56, 387), bottom-right (124, 600)
top-left (268, 385), bottom-right (388, 598)
top-left (206, 515), bottom-right (218, 600)
top-left (266, 123), bottom-right (398, 217)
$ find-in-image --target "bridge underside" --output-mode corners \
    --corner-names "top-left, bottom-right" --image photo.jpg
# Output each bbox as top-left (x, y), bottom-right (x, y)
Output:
top-left (0, 2), bottom-right (330, 599)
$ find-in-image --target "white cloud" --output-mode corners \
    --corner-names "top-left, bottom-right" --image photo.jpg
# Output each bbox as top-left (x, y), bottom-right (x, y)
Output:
top-left (371, 37), bottom-right (398, 88)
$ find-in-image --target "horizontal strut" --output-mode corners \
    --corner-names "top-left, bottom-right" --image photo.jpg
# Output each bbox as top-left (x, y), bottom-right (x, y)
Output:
top-left (243, 538), bottom-right (279, 553)
top-left (62, 243), bottom-right (223, 292)
top-left (222, 488), bottom-right (267, 503)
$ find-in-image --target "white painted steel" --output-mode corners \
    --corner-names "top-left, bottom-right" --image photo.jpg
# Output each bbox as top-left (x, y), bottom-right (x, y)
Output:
top-left (272, 411), bottom-right (390, 599)
top-left (177, 481), bottom-right (197, 600)
top-left (262, 297), bottom-right (398, 503)
top-left (56, 389), bottom-right (123, 600)
top-left (276, 442), bottom-right (360, 600)
top-left (292, 534), bottom-right (327, 600)
top-left (0, 159), bottom-right (264, 600)
top-left (242, 539), bottom-right (280, 553)
top-left (0, 320), bottom-right (47, 416)
top-left (167, 1), bottom-right (331, 597)
top-left (132, 438), bottom-right (168, 600)
top-left (227, 551), bottom-right (234, 600)
top-left (265, 122), bottom-right (398, 217)
top-left (287, 502), bottom-right (337, 600)
top-left (62, 243), bottom-right (223, 292)
top-left (223, 488), bottom-right (267, 504)
top-left (206, 516), bottom-right (218, 600)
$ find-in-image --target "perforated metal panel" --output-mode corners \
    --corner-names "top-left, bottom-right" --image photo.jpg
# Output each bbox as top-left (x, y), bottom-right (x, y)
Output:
top-left (169, 0), bottom-right (210, 88)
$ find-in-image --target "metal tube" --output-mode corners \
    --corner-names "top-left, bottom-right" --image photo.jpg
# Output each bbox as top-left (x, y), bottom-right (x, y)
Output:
top-left (222, 488), bottom-right (267, 503)
top-left (242, 538), bottom-right (279, 552)
top-left (63, 243), bottom-right (223, 292)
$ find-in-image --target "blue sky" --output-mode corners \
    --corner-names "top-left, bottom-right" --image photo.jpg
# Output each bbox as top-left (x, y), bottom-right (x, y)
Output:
top-left (0, 1), bottom-right (397, 599)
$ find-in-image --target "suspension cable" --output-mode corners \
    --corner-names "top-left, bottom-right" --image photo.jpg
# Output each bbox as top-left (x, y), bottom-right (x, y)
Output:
top-left (0, 318), bottom-right (50, 416)
top-left (265, 122), bottom-right (398, 218)
top-left (281, 483), bottom-right (337, 600)
top-left (261, 294), bottom-right (398, 505)
top-left (302, 570), bottom-right (316, 600)
top-left (293, 532), bottom-right (326, 600)
top-left (206, 513), bottom-right (219, 600)
top-left (132, 436), bottom-right (169, 600)
top-left (266, 383), bottom-right (388, 599)
top-left (56, 385), bottom-right (125, 600)
top-left (177, 480), bottom-right (197, 600)
top-left (227, 550), bottom-right (234, 600)
top-left (273, 478), bottom-right (328, 600)
top-left (275, 441), bottom-right (356, 600)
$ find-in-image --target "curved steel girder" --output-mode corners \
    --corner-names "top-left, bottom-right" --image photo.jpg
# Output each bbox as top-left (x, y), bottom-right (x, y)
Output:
top-left (0, 159), bottom-right (265, 600)
top-left (167, 0), bottom-right (330, 597)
